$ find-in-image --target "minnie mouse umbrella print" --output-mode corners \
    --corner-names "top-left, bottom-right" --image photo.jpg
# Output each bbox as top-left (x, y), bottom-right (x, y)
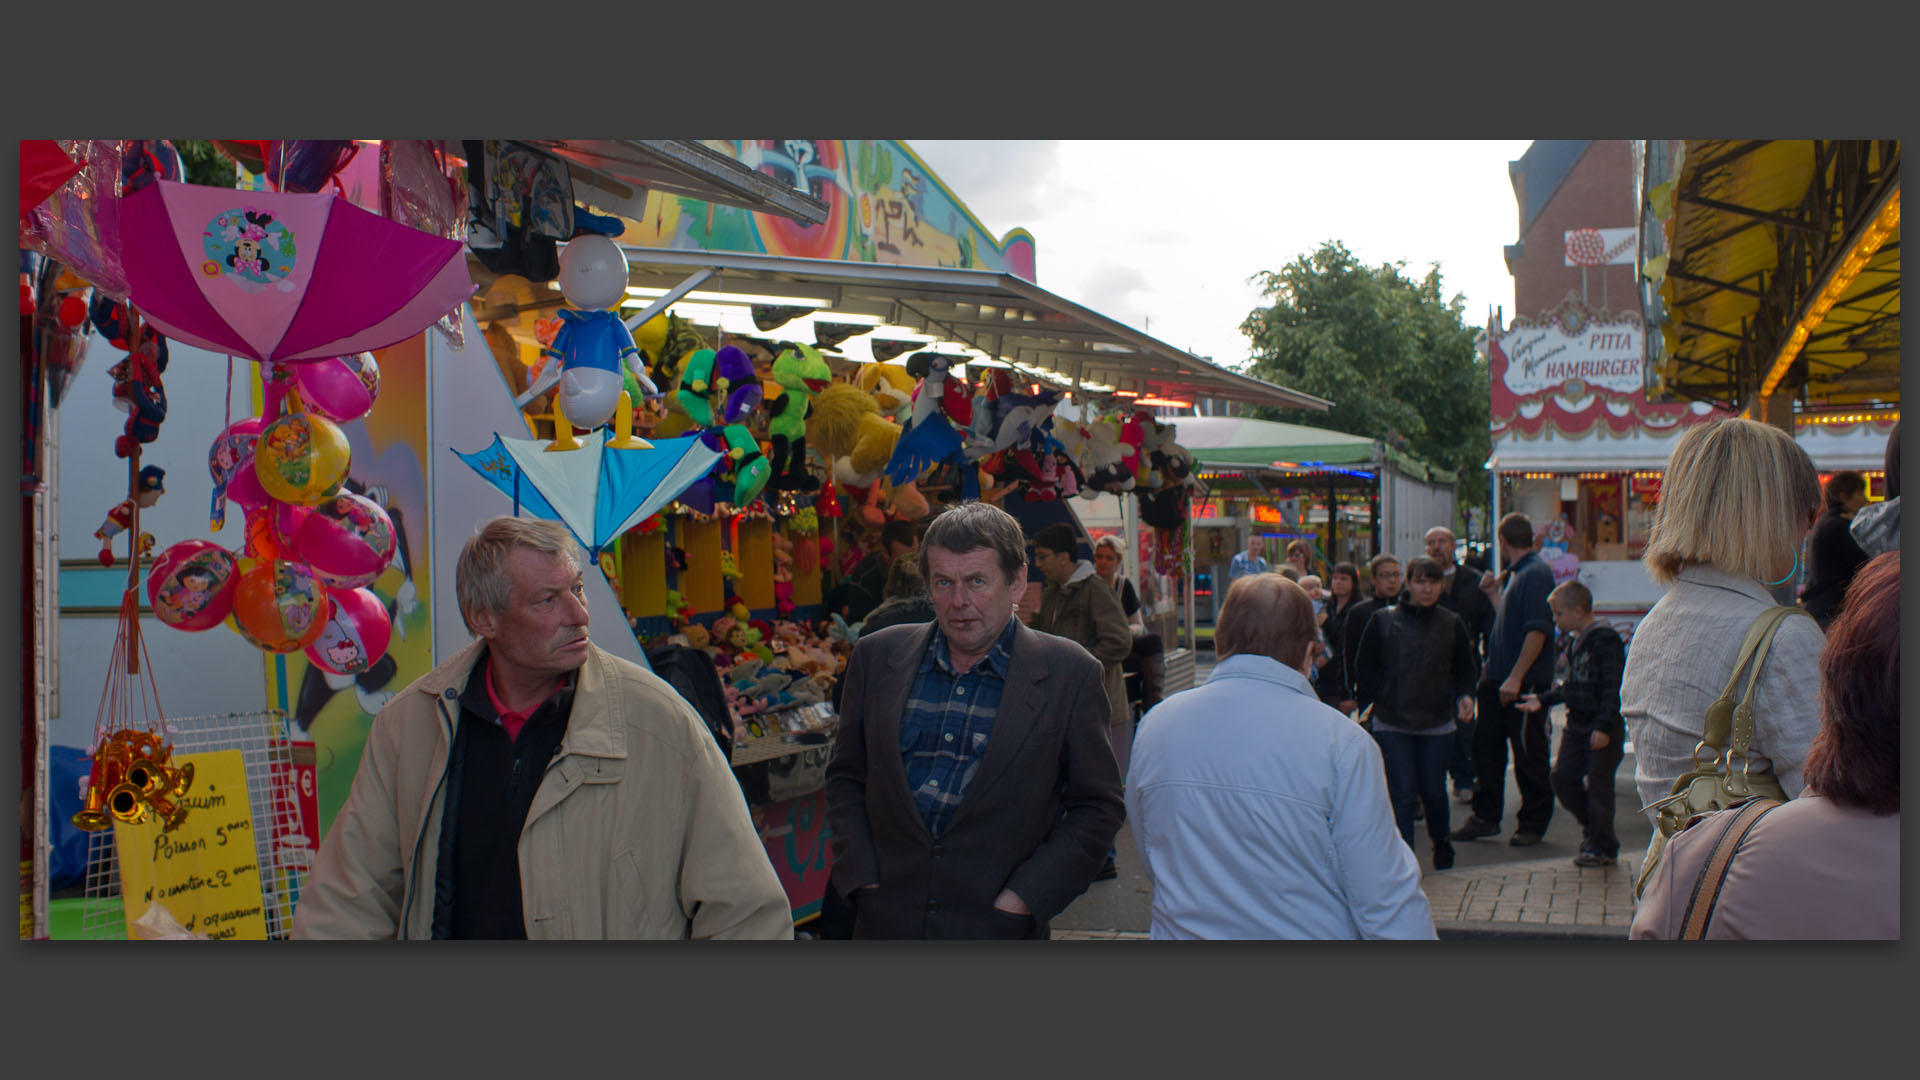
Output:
top-left (118, 179), bottom-right (475, 363)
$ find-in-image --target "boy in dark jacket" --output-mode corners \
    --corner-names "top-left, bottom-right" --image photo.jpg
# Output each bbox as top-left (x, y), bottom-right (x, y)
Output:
top-left (1519, 581), bottom-right (1627, 867)
top-left (1353, 556), bottom-right (1477, 870)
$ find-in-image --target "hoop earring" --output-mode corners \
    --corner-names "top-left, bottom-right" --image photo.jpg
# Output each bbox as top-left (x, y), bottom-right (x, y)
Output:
top-left (1760, 548), bottom-right (1800, 587)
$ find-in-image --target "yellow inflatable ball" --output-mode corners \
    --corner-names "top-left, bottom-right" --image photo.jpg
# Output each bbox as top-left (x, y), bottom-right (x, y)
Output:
top-left (253, 412), bottom-right (351, 506)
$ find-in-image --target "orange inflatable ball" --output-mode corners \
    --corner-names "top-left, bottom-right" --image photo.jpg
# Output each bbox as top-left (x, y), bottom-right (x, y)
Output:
top-left (253, 412), bottom-right (352, 506)
top-left (242, 504), bottom-right (285, 562)
top-left (230, 559), bottom-right (330, 654)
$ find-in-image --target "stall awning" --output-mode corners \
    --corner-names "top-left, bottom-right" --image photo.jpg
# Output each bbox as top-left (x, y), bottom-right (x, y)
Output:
top-left (1641, 140), bottom-right (1900, 411)
top-left (518, 140), bottom-right (830, 226)
top-left (590, 248), bottom-right (1330, 411)
top-left (1176, 416), bottom-right (1377, 466)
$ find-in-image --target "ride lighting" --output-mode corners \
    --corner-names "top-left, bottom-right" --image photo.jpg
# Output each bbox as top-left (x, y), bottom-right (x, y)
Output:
top-left (1760, 187), bottom-right (1901, 401)
top-left (1134, 396), bottom-right (1192, 408)
top-left (1800, 409), bottom-right (1900, 426)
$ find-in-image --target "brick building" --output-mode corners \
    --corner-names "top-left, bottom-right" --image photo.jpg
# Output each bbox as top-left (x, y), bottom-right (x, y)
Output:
top-left (1503, 140), bottom-right (1638, 320)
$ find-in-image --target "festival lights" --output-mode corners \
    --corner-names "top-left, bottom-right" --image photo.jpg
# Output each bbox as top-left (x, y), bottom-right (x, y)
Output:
top-left (1759, 188), bottom-right (1901, 401)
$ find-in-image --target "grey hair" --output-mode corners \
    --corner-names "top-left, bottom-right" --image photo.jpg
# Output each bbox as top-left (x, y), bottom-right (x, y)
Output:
top-left (1092, 534), bottom-right (1127, 557)
top-left (456, 517), bottom-right (581, 633)
top-left (919, 500), bottom-right (1028, 586)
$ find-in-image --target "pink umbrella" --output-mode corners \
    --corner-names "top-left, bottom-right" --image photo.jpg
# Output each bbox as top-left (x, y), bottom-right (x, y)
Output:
top-left (118, 179), bottom-right (475, 362)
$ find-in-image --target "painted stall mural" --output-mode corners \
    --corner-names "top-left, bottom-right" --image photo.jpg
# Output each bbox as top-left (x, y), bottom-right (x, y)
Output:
top-left (1489, 295), bottom-right (1726, 441)
top-left (262, 333), bottom-right (432, 836)
top-left (619, 140), bottom-right (1038, 280)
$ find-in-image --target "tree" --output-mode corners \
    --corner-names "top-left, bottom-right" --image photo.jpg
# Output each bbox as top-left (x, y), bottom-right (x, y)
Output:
top-left (1239, 240), bottom-right (1491, 519)
top-left (173, 141), bottom-right (238, 188)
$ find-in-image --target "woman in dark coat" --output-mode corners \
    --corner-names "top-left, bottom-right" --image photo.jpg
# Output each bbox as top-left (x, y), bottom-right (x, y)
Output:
top-left (1316, 561), bottom-right (1362, 708)
top-left (1799, 471), bottom-right (1870, 629)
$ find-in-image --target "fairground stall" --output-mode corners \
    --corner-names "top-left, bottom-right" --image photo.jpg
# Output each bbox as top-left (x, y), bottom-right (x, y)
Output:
top-left (21, 139), bottom-right (1321, 938)
top-left (1488, 295), bottom-right (1893, 638)
top-left (1168, 416), bottom-right (1455, 643)
top-left (19, 139), bottom-right (827, 940)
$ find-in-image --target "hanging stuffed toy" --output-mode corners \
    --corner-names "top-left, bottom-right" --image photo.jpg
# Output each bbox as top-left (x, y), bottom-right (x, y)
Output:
top-left (541, 234), bottom-right (653, 452)
top-left (884, 351), bottom-right (975, 500)
top-left (91, 297), bottom-right (171, 458)
top-left (767, 343), bottom-right (832, 491)
top-left (670, 345), bottom-right (768, 511)
top-left (95, 465), bottom-right (166, 567)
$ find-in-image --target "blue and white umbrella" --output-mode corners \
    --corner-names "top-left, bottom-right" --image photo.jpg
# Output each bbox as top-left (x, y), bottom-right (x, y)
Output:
top-left (453, 431), bottom-right (722, 559)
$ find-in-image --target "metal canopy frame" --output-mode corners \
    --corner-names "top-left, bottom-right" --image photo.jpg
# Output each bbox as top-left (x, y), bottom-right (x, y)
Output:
top-left (606, 246), bottom-right (1331, 411)
top-left (1644, 139), bottom-right (1900, 412)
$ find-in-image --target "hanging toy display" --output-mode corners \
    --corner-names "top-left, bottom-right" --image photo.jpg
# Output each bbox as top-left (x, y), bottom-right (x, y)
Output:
top-left (72, 728), bottom-right (194, 833)
top-left (303, 585), bottom-right (393, 676)
top-left (93, 465), bottom-right (166, 567)
top-left (767, 343), bottom-right (831, 491)
top-left (91, 296), bottom-right (172, 459)
top-left (146, 540), bottom-right (239, 631)
top-left (295, 351), bottom-right (381, 422)
top-left (541, 234), bottom-right (654, 452)
top-left (675, 345), bottom-right (770, 509)
top-left (229, 558), bottom-right (330, 654)
top-left (253, 409), bottom-right (352, 505)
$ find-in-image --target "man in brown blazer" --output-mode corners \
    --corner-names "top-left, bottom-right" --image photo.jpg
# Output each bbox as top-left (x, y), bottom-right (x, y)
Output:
top-left (825, 501), bottom-right (1125, 939)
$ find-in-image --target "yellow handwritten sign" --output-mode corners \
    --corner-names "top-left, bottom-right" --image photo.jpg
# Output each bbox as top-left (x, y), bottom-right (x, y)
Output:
top-left (113, 750), bottom-right (268, 940)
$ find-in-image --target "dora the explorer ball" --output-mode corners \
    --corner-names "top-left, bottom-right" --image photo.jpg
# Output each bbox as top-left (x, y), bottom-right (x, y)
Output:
top-left (304, 585), bottom-right (392, 676)
top-left (296, 491), bottom-right (396, 581)
top-left (253, 412), bottom-right (351, 505)
top-left (297, 352), bottom-right (381, 423)
top-left (146, 540), bottom-right (239, 632)
top-left (231, 558), bottom-right (329, 653)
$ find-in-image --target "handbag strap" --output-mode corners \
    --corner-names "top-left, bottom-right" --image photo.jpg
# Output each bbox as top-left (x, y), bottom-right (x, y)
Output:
top-left (1729, 606), bottom-right (1811, 761)
top-left (1677, 797), bottom-right (1780, 939)
top-left (1700, 606), bottom-right (1809, 753)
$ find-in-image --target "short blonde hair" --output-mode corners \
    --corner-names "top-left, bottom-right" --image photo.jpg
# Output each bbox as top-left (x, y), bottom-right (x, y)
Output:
top-left (1642, 418), bottom-right (1819, 586)
top-left (1214, 573), bottom-right (1317, 668)
top-left (456, 517), bottom-right (581, 633)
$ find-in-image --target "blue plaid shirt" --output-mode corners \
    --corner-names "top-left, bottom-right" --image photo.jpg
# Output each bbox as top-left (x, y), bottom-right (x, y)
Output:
top-left (899, 618), bottom-right (1019, 836)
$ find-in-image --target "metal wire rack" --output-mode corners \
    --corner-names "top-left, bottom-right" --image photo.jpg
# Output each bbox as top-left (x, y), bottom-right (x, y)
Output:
top-left (77, 710), bottom-right (306, 941)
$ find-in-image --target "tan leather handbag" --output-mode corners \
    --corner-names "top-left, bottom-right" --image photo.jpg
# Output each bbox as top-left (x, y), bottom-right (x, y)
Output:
top-left (1635, 604), bottom-right (1812, 897)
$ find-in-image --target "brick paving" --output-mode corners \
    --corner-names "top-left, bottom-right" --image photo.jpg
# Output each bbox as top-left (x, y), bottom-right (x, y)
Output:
top-left (1421, 855), bottom-right (1637, 938)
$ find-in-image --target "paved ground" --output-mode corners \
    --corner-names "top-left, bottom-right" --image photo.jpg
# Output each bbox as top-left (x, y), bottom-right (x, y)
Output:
top-left (1051, 652), bottom-right (1647, 940)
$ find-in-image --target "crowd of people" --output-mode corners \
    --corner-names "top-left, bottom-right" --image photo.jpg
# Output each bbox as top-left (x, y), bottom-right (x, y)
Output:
top-left (287, 419), bottom-right (1896, 940)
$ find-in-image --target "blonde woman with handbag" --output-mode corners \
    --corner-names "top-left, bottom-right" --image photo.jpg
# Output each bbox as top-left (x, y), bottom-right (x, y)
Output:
top-left (1631, 552), bottom-right (1899, 939)
top-left (1618, 419), bottom-right (1826, 894)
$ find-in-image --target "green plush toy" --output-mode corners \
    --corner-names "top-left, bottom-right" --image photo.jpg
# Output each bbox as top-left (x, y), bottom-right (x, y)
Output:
top-left (767, 343), bottom-right (831, 492)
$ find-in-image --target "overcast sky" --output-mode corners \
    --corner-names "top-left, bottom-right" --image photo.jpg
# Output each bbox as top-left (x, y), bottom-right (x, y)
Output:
top-left (906, 140), bottom-right (1534, 371)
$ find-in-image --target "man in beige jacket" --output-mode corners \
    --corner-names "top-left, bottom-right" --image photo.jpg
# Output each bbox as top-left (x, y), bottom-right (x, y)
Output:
top-left (1031, 521), bottom-right (1134, 881)
top-left (292, 517), bottom-right (791, 940)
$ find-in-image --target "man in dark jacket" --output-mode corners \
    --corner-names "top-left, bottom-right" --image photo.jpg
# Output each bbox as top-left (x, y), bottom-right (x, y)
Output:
top-left (1452, 512), bottom-right (1558, 847)
top-left (1422, 525), bottom-right (1495, 804)
top-left (1520, 581), bottom-right (1627, 867)
top-left (1354, 556), bottom-right (1478, 869)
top-left (825, 502), bottom-right (1123, 939)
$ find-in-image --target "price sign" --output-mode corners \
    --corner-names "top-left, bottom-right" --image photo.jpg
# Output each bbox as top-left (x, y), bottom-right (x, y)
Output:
top-left (113, 750), bottom-right (268, 940)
